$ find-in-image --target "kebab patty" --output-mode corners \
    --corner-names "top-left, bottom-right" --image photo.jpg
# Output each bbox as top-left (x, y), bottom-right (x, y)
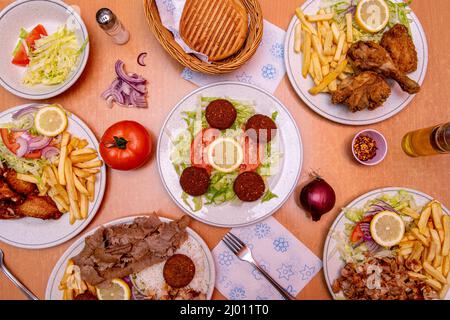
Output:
top-left (163, 254), bottom-right (196, 288)
top-left (245, 114), bottom-right (277, 143)
top-left (205, 99), bottom-right (237, 130)
top-left (180, 166), bottom-right (210, 196)
top-left (233, 171), bottom-right (265, 202)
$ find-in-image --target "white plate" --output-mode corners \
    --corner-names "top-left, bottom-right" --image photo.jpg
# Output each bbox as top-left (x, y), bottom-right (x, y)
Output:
top-left (157, 82), bottom-right (303, 228)
top-left (0, 0), bottom-right (89, 100)
top-left (0, 104), bottom-right (106, 249)
top-left (323, 187), bottom-right (450, 300)
top-left (284, 0), bottom-right (428, 125)
top-left (45, 215), bottom-right (216, 300)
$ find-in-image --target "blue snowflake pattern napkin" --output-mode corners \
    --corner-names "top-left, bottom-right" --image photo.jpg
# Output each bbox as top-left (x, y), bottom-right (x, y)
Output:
top-left (181, 20), bottom-right (287, 94)
top-left (213, 217), bottom-right (322, 300)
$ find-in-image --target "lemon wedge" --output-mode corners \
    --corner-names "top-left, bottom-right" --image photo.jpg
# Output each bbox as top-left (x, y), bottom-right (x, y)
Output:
top-left (207, 137), bottom-right (243, 173)
top-left (96, 278), bottom-right (131, 300)
top-left (355, 0), bottom-right (390, 33)
top-left (370, 211), bottom-right (405, 247)
top-left (34, 105), bottom-right (68, 137)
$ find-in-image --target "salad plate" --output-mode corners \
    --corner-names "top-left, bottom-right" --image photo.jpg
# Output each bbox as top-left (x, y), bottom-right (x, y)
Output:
top-left (45, 215), bottom-right (216, 300)
top-left (0, 104), bottom-right (106, 249)
top-left (157, 82), bottom-right (303, 228)
top-left (324, 187), bottom-right (450, 300)
top-left (0, 0), bottom-right (89, 100)
top-left (284, 0), bottom-right (428, 125)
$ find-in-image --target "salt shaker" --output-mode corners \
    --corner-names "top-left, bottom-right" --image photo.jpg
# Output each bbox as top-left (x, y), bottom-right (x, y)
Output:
top-left (96, 8), bottom-right (130, 45)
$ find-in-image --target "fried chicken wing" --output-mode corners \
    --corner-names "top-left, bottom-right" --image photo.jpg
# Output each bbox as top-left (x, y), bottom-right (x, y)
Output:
top-left (4, 169), bottom-right (37, 195)
top-left (331, 71), bottom-right (391, 112)
top-left (15, 195), bottom-right (62, 220)
top-left (0, 202), bottom-right (21, 219)
top-left (0, 179), bottom-right (21, 203)
top-left (347, 41), bottom-right (420, 94)
top-left (381, 24), bottom-right (418, 74)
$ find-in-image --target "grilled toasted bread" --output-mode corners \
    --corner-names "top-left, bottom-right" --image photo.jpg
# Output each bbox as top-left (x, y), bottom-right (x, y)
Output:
top-left (180, 0), bottom-right (249, 61)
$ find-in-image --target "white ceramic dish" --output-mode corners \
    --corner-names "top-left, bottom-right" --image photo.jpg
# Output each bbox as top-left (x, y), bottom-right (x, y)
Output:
top-left (284, 0), bottom-right (428, 126)
top-left (0, 0), bottom-right (89, 100)
top-left (45, 215), bottom-right (216, 300)
top-left (157, 82), bottom-right (303, 228)
top-left (0, 104), bottom-right (106, 249)
top-left (323, 187), bottom-right (450, 300)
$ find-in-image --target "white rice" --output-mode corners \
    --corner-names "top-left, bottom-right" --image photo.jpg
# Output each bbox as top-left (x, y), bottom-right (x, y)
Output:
top-left (132, 236), bottom-right (209, 299)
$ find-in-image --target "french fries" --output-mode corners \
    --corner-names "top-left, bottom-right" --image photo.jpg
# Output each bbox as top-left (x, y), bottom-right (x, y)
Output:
top-left (294, 24), bottom-right (302, 53)
top-left (397, 199), bottom-right (450, 298)
top-left (294, 6), bottom-right (353, 95)
top-left (345, 13), bottom-right (353, 43)
top-left (39, 133), bottom-right (101, 225)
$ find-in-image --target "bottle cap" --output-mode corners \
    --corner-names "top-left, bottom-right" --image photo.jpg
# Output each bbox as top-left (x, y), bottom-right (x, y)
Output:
top-left (96, 8), bottom-right (116, 30)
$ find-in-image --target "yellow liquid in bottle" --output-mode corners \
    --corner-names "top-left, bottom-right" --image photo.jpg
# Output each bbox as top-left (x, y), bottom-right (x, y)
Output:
top-left (402, 126), bottom-right (441, 157)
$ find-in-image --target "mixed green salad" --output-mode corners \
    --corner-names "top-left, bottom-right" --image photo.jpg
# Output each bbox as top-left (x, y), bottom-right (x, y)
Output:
top-left (171, 96), bottom-right (281, 211)
top-left (333, 190), bottom-right (419, 264)
top-left (320, 0), bottom-right (412, 42)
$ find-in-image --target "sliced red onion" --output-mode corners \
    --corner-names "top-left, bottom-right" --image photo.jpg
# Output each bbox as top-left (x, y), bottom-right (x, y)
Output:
top-left (12, 106), bottom-right (38, 120)
top-left (28, 136), bottom-right (52, 151)
top-left (42, 146), bottom-right (60, 159)
top-left (102, 60), bottom-right (148, 109)
top-left (365, 239), bottom-right (381, 253)
top-left (137, 52), bottom-right (147, 66)
top-left (15, 137), bottom-right (29, 157)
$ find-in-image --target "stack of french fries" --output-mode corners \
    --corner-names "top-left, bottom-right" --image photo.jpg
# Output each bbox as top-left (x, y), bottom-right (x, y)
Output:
top-left (294, 8), bottom-right (356, 95)
top-left (398, 201), bottom-right (450, 299)
top-left (59, 260), bottom-right (96, 300)
top-left (17, 132), bottom-right (102, 225)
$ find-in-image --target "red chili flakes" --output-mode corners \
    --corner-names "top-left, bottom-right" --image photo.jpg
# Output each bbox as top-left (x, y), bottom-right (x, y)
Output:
top-left (354, 135), bottom-right (378, 162)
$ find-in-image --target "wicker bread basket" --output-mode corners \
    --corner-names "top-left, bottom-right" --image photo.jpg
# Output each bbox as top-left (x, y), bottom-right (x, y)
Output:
top-left (143, 0), bottom-right (264, 74)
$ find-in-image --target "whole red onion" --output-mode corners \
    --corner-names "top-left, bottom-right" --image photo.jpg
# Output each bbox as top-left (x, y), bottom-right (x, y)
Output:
top-left (300, 174), bottom-right (336, 221)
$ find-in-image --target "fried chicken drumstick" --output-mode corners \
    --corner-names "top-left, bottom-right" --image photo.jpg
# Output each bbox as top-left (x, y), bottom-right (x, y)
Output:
top-left (331, 71), bottom-right (391, 112)
top-left (347, 41), bottom-right (420, 94)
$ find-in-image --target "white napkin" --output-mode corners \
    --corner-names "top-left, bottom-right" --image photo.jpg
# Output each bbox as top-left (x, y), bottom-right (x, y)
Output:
top-left (154, 0), bottom-right (208, 61)
top-left (213, 217), bottom-right (322, 300)
top-left (181, 20), bottom-right (287, 94)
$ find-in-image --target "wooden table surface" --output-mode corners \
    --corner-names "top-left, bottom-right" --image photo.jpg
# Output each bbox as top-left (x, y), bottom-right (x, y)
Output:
top-left (0, 0), bottom-right (449, 300)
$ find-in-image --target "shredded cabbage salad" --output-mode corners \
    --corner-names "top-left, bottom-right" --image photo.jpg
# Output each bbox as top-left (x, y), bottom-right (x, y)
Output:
top-left (23, 26), bottom-right (88, 85)
top-left (171, 96), bottom-right (281, 211)
top-left (320, 0), bottom-right (412, 42)
top-left (0, 138), bottom-right (47, 177)
top-left (332, 190), bottom-right (418, 264)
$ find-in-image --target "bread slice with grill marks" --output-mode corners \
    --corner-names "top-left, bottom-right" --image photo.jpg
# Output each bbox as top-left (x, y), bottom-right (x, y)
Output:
top-left (180, 0), bottom-right (249, 61)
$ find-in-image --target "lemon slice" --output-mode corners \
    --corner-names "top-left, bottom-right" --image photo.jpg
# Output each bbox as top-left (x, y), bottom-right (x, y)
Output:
top-left (355, 0), bottom-right (390, 33)
top-left (370, 211), bottom-right (405, 247)
top-left (96, 278), bottom-right (131, 300)
top-left (34, 106), bottom-right (68, 137)
top-left (207, 137), bottom-right (243, 173)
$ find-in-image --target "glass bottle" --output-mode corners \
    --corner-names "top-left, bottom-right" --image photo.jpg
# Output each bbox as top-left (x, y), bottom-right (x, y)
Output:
top-left (401, 123), bottom-right (450, 157)
top-left (96, 8), bottom-right (130, 45)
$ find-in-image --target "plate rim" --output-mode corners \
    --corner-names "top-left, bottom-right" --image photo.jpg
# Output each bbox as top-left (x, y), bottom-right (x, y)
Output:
top-left (156, 81), bottom-right (303, 228)
top-left (44, 214), bottom-right (216, 300)
top-left (0, 0), bottom-right (90, 100)
top-left (284, 0), bottom-right (429, 126)
top-left (0, 103), bottom-right (106, 249)
top-left (323, 187), bottom-right (450, 300)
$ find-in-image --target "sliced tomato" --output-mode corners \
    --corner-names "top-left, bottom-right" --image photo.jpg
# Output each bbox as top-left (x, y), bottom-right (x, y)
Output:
top-left (1, 128), bottom-right (19, 153)
top-left (239, 136), bottom-right (262, 173)
top-left (361, 215), bottom-right (374, 223)
top-left (24, 150), bottom-right (42, 159)
top-left (25, 24), bottom-right (47, 50)
top-left (11, 43), bottom-right (29, 67)
top-left (190, 128), bottom-right (220, 173)
top-left (350, 224), bottom-right (364, 243)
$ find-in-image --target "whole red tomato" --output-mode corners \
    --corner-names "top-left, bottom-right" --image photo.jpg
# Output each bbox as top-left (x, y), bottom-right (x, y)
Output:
top-left (100, 121), bottom-right (152, 171)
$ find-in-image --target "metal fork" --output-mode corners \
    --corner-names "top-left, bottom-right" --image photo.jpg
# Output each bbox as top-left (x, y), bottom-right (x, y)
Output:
top-left (222, 233), bottom-right (296, 300)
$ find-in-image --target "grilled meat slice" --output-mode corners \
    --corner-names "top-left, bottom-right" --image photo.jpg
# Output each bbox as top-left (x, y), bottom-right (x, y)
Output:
top-left (347, 41), bottom-right (420, 94)
top-left (381, 24), bottom-right (418, 74)
top-left (331, 71), bottom-right (391, 112)
top-left (15, 195), bottom-right (62, 220)
top-left (4, 169), bottom-right (37, 195)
